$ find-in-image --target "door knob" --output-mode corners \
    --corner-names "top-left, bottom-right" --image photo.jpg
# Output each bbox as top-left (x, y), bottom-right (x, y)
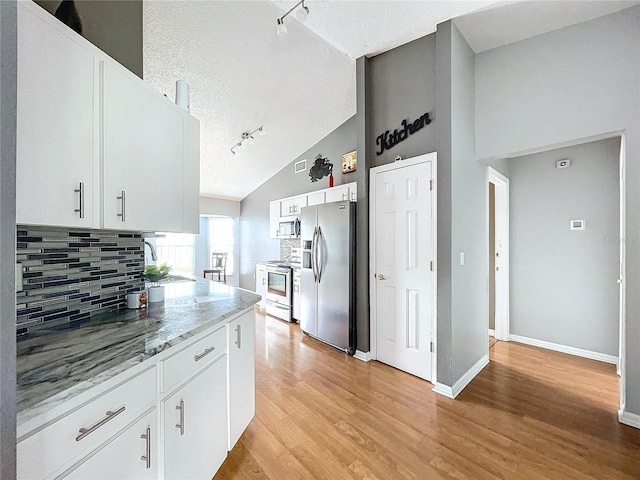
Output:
top-left (378, 274), bottom-right (386, 280)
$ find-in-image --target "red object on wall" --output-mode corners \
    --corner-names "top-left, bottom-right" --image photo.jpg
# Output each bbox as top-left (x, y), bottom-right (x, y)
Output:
top-left (329, 173), bottom-right (334, 187)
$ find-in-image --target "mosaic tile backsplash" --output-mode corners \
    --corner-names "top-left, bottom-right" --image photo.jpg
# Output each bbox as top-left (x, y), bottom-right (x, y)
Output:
top-left (280, 238), bottom-right (301, 262)
top-left (16, 226), bottom-right (145, 335)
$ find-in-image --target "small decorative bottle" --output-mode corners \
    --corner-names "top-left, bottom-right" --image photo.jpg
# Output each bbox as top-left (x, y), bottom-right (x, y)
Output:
top-left (329, 172), bottom-right (334, 187)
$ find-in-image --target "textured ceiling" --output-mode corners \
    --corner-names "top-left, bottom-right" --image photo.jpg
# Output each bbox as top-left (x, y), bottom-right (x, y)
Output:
top-left (143, 0), bottom-right (637, 201)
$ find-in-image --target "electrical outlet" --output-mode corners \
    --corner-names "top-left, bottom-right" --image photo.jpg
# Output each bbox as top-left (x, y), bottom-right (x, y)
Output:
top-left (460, 252), bottom-right (465, 266)
top-left (15, 263), bottom-right (23, 292)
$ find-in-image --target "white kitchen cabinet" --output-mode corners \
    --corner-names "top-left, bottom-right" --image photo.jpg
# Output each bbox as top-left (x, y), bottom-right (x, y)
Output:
top-left (325, 183), bottom-right (357, 203)
top-left (269, 201), bottom-right (280, 239)
top-left (280, 195), bottom-right (307, 216)
top-left (227, 311), bottom-right (255, 450)
top-left (306, 190), bottom-right (326, 206)
top-left (63, 409), bottom-right (156, 480)
top-left (182, 114), bottom-right (201, 234)
top-left (17, 366), bottom-right (156, 480)
top-left (163, 356), bottom-right (228, 480)
top-left (16, 4), bottom-right (99, 228)
top-left (102, 61), bottom-right (184, 232)
top-left (255, 263), bottom-right (267, 310)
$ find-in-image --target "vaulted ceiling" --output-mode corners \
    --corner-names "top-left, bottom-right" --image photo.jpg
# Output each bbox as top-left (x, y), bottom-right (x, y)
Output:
top-left (142, 0), bottom-right (637, 201)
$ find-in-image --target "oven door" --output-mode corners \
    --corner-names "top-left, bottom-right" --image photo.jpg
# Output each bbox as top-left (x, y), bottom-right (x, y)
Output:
top-left (266, 268), bottom-right (291, 306)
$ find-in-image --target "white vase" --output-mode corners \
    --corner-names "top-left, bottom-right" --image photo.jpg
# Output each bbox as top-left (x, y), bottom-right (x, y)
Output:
top-left (148, 285), bottom-right (165, 303)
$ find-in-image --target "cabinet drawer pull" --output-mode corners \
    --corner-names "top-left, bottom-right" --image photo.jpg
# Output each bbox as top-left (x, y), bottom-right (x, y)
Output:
top-left (75, 406), bottom-right (126, 441)
top-left (194, 346), bottom-right (215, 362)
top-left (117, 190), bottom-right (126, 222)
top-left (140, 427), bottom-right (151, 469)
top-left (74, 182), bottom-right (85, 219)
top-left (175, 399), bottom-right (185, 435)
top-left (235, 325), bottom-right (242, 349)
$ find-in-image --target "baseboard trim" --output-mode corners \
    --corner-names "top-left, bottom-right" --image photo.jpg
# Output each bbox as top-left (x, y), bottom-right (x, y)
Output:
top-left (354, 350), bottom-right (371, 362)
top-left (432, 354), bottom-right (489, 400)
top-left (618, 410), bottom-right (640, 429)
top-left (509, 334), bottom-right (618, 366)
top-left (488, 329), bottom-right (495, 337)
top-left (432, 383), bottom-right (454, 399)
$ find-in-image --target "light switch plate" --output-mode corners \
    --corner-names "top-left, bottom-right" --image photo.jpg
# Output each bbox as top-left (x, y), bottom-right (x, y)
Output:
top-left (15, 263), bottom-right (23, 292)
top-left (460, 252), bottom-right (465, 266)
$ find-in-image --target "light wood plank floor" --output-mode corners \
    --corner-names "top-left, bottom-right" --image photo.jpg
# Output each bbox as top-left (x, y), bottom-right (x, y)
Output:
top-left (214, 310), bottom-right (640, 479)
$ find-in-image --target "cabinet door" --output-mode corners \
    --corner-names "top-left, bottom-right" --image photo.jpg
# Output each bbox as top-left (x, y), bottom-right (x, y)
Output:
top-left (182, 114), bottom-right (200, 234)
top-left (63, 410), bottom-right (156, 480)
top-left (307, 190), bottom-right (325, 207)
top-left (16, 5), bottom-right (98, 228)
top-left (292, 195), bottom-right (308, 215)
top-left (163, 356), bottom-right (228, 480)
top-left (255, 264), bottom-right (266, 310)
top-left (325, 184), bottom-right (351, 203)
top-left (269, 201), bottom-right (280, 238)
top-left (102, 61), bottom-right (183, 232)
top-left (227, 311), bottom-right (255, 450)
top-left (280, 198), bottom-right (295, 216)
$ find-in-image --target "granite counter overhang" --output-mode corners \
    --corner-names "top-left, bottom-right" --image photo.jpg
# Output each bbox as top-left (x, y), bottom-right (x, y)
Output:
top-left (17, 278), bottom-right (260, 429)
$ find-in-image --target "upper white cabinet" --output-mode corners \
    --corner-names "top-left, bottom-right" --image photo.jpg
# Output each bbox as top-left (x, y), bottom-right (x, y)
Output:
top-left (15, 2), bottom-right (200, 233)
top-left (306, 190), bottom-right (325, 207)
top-left (101, 62), bottom-right (183, 232)
top-left (16, 5), bottom-right (99, 228)
top-left (280, 195), bottom-right (307, 217)
top-left (325, 182), bottom-right (357, 203)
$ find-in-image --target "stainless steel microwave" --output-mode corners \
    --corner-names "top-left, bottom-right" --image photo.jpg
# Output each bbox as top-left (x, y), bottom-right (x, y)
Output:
top-left (278, 217), bottom-right (300, 238)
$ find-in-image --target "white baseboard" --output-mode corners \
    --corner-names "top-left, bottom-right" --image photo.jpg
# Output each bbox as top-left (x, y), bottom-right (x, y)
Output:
top-left (618, 409), bottom-right (640, 429)
top-left (488, 329), bottom-right (495, 337)
top-left (432, 354), bottom-right (489, 400)
top-left (509, 334), bottom-right (618, 367)
top-left (432, 383), bottom-right (454, 398)
top-left (354, 350), bottom-right (371, 362)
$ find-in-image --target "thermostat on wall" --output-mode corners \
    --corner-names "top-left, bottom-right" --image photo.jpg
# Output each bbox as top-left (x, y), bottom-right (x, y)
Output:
top-left (570, 219), bottom-right (585, 230)
top-left (556, 158), bottom-right (571, 169)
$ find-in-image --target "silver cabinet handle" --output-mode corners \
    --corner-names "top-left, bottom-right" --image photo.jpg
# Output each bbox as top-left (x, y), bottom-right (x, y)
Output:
top-left (175, 399), bottom-right (184, 435)
top-left (235, 325), bottom-right (241, 349)
top-left (117, 190), bottom-right (126, 222)
top-left (262, 277), bottom-right (266, 285)
top-left (74, 182), bottom-right (85, 219)
top-left (342, 192), bottom-right (347, 200)
top-left (194, 346), bottom-right (215, 362)
top-left (140, 427), bottom-right (151, 469)
top-left (75, 406), bottom-right (126, 441)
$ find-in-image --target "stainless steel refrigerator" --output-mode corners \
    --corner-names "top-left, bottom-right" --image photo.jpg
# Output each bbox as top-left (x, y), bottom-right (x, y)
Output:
top-left (300, 201), bottom-right (356, 355)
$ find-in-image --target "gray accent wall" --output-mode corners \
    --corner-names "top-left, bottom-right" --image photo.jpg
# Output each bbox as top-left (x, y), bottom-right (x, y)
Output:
top-left (34, 0), bottom-right (143, 78)
top-left (239, 115), bottom-right (357, 290)
top-left (509, 138), bottom-right (620, 356)
top-left (1, 0), bottom-right (17, 475)
top-left (436, 20), bottom-right (488, 386)
top-left (475, 6), bottom-right (640, 416)
top-left (369, 34), bottom-right (437, 167)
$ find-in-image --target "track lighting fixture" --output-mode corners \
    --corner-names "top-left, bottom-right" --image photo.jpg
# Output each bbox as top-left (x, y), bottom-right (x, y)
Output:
top-left (276, 0), bottom-right (309, 35)
top-left (230, 126), bottom-right (265, 155)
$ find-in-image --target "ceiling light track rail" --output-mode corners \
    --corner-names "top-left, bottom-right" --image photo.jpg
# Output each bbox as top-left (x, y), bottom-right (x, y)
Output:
top-left (276, 0), bottom-right (309, 35)
top-left (230, 126), bottom-right (265, 155)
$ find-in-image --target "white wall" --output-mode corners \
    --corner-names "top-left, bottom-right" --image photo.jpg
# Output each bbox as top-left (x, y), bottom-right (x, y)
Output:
top-left (199, 197), bottom-right (240, 217)
top-left (509, 138), bottom-right (620, 356)
top-left (475, 7), bottom-right (640, 415)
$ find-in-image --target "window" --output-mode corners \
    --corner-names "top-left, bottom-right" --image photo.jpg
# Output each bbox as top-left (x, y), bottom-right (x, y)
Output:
top-left (209, 217), bottom-right (235, 275)
top-left (155, 233), bottom-right (195, 275)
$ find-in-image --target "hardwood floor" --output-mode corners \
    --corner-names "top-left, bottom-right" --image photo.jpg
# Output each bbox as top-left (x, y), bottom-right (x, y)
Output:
top-left (214, 310), bottom-right (640, 479)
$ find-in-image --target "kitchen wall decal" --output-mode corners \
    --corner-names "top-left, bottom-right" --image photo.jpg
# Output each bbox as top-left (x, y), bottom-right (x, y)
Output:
top-left (309, 154), bottom-right (333, 183)
top-left (342, 151), bottom-right (357, 173)
top-left (376, 112), bottom-right (432, 155)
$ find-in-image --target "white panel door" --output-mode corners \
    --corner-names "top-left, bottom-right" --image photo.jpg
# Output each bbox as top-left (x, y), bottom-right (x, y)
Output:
top-left (373, 160), bottom-right (433, 380)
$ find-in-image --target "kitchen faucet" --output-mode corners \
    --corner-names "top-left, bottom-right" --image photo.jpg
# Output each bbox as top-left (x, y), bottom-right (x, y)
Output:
top-left (144, 241), bottom-right (158, 261)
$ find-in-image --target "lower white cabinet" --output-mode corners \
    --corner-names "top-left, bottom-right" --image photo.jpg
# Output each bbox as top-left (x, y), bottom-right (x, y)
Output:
top-left (64, 409), bottom-right (156, 480)
top-left (163, 356), bottom-right (228, 480)
top-left (227, 312), bottom-right (255, 450)
top-left (255, 263), bottom-right (266, 310)
top-left (17, 307), bottom-right (256, 480)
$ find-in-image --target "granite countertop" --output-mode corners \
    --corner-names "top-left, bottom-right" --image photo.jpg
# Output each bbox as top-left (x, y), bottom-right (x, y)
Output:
top-left (17, 278), bottom-right (260, 427)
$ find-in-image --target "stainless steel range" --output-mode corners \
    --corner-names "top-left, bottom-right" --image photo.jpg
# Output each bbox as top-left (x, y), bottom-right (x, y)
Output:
top-left (265, 263), bottom-right (293, 322)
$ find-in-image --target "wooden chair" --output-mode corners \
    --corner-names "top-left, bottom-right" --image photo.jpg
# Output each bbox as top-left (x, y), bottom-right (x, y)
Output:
top-left (204, 252), bottom-right (227, 283)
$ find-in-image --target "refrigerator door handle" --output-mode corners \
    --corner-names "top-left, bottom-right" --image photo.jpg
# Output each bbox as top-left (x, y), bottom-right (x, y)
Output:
top-left (317, 226), bottom-right (323, 283)
top-left (311, 226), bottom-right (318, 283)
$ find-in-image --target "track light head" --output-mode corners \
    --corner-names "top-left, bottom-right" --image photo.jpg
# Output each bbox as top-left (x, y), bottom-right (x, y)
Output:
top-left (296, 5), bottom-right (309, 23)
top-left (258, 127), bottom-right (266, 137)
top-left (276, 17), bottom-right (287, 36)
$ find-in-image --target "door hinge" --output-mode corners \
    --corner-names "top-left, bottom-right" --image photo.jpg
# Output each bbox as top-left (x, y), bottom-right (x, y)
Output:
top-left (430, 261), bottom-right (433, 271)
top-left (429, 179), bottom-right (433, 191)
top-left (430, 341), bottom-right (434, 352)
